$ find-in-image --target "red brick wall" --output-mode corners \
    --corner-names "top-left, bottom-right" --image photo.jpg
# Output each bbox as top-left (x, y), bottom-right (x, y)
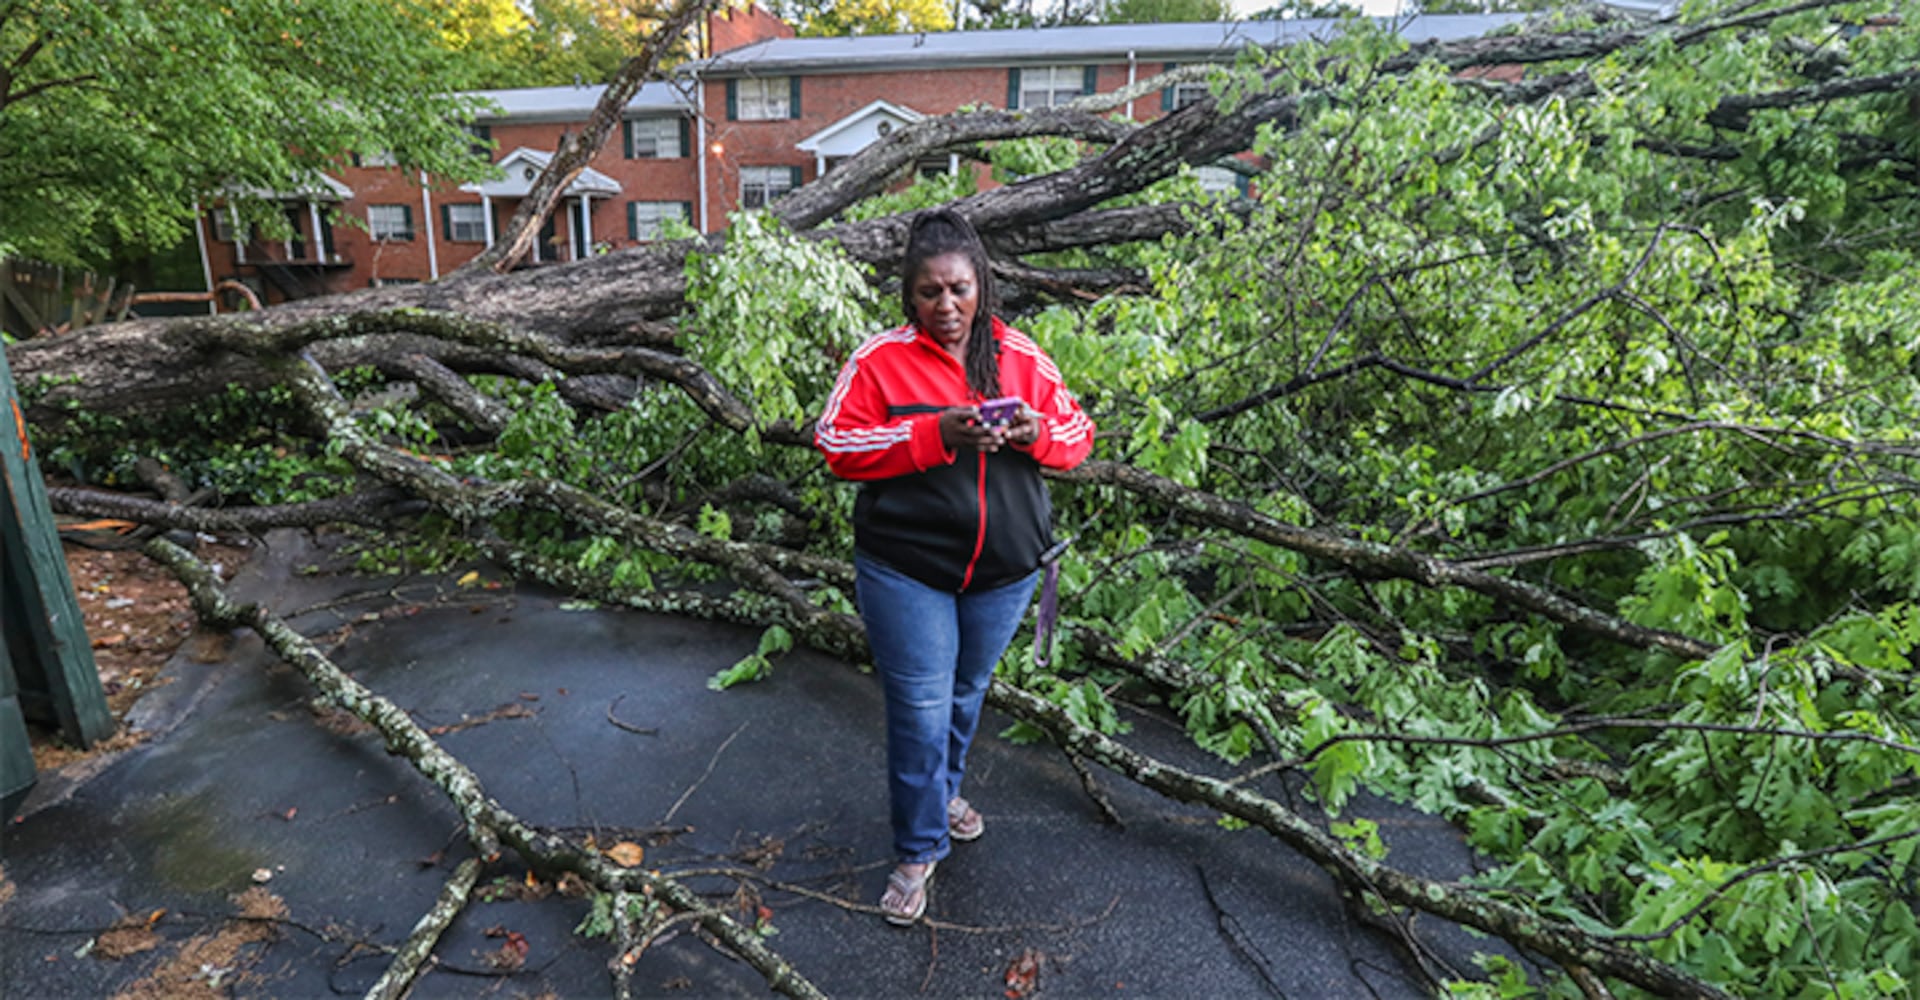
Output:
top-left (699, 61), bottom-right (1184, 223)
top-left (707, 4), bottom-right (795, 56)
top-left (203, 53), bottom-right (1201, 307)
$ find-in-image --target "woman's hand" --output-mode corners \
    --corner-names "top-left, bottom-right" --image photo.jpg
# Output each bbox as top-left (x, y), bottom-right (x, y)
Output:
top-left (1002, 405), bottom-right (1041, 448)
top-left (939, 406), bottom-right (1008, 453)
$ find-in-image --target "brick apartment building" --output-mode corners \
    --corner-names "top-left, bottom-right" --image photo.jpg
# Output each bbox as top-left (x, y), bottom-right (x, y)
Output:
top-left (195, 9), bottom-right (1528, 309)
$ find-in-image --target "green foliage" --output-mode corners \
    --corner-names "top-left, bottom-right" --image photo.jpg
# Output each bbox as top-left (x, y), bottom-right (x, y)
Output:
top-left (32, 5), bottom-right (1920, 993)
top-left (0, 0), bottom-right (495, 264)
top-left (709, 624), bottom-right (794, 690)
top-left (683, 211), bottom-right (886, 428)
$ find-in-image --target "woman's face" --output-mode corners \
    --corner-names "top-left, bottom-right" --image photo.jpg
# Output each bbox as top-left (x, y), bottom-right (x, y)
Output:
top-left (910, 251), bottom-right (979, 353)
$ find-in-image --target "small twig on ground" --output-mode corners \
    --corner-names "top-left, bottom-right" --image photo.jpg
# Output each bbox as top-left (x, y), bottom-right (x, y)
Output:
top-left (663, 723), bottom-right (747, 824)
top-left (606, 694), bottom-right (659, 735)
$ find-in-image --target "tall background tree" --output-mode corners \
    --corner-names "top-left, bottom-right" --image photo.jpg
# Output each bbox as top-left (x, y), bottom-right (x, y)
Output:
top-left (0, 0), bottom-right (495, 268)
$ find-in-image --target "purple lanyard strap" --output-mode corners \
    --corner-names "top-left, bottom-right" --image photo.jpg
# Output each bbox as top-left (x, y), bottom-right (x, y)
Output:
top-left (1033, 537), bottom-right (1071, 670)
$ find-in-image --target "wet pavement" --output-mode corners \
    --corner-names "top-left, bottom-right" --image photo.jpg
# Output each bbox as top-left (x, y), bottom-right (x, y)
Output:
top-left (2, 529), bottom-right (1518, 998)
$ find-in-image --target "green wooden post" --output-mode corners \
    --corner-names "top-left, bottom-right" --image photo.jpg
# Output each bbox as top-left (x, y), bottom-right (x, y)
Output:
top-left (0, 340), bottom-right (113, 749)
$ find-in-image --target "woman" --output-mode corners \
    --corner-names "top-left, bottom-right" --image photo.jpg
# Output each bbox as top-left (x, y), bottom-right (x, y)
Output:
top-left (816, 208), bottom-right (1096, 925)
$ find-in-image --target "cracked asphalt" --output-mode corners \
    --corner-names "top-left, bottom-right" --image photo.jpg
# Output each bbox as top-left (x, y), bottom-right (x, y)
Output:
top-left (1, 529), bottom-right (1520, 998)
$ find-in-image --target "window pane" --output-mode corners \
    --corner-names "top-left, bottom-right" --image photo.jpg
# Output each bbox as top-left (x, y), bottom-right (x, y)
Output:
top-left (738, 78), bottom-right (789, 120)
top-left (629, 118), bottom-right (681, 158)
top-left (369, 205), bottom-right (412, 240)
top-left (448, 203), bottom-right (486, 242)
top-left (630, 201), bottom-right (687, 240)
top-left (1194, 165), bottom-right (1239, 196)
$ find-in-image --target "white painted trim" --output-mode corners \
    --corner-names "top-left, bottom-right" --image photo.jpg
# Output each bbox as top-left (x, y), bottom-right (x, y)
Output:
top-left (308, 202), bottom-right (323, 262)
top-left (191, 202), bottom-right (216, 314)
top-left (421, 172), bottom-right (439, 278)
top-left (695, 73), bottom-right (710, 233)
top-left (1125, 50), bottom-right (1136, 120)
top-left (482, 194), bottom-right (495, 247)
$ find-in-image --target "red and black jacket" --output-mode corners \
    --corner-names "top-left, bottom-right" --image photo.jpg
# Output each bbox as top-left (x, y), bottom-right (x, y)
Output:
top-left (816, 317), bottom-right (1096, 592)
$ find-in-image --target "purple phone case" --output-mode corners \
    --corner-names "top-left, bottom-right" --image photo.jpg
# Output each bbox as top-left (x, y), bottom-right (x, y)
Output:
top-left (978, 397), bottom-right (1022, 426)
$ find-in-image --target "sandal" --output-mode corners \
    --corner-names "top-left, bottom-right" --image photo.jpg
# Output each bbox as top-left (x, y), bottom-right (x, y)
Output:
top-left (881, 861), bottom-right (935, 926)
top-left (948, 797), bottom-right (984, 842)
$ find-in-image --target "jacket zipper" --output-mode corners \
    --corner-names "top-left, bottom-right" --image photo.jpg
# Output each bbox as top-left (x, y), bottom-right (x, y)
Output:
top-left (960, 450), bottom-right (988, 590)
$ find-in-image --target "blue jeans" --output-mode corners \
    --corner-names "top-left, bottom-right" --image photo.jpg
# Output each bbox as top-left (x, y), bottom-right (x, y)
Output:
top-left (855, 554), bottom-right (1037, 864)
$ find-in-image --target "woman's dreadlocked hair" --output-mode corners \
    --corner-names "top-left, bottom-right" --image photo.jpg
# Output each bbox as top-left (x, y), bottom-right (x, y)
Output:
top-left (900, 208), bottom-right (1001, 399)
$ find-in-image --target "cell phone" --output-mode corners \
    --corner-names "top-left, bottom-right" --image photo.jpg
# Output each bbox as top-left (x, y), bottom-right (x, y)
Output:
top-left (977, 396), bottom-right (1023, 427)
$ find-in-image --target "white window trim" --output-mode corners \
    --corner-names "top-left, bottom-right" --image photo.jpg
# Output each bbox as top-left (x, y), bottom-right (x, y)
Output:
top-left (447, 203), bottom-right (487, 243)
top-left (737, 77), bottom-right (790, 121)
top-left (1020, 66), bottom-right (1082, 110)
top-left (739, 166), bottom-right (794, 209)
top-left (629, 201), bottom-right (688, 241)
top-left (368, 204), bottom-right (412, 241)
top-left (628, 118), bottom-right (682, 159)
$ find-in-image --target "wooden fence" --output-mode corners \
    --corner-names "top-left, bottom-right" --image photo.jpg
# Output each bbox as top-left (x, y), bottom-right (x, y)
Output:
top-left (0, 258), bottom-right (141, 340)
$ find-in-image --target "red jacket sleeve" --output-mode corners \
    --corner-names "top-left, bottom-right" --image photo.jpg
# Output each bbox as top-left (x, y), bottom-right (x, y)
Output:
top-left (1001, 328), bottom-right (1096, 470)
top-left (815, 345), bottom-right (955, 481)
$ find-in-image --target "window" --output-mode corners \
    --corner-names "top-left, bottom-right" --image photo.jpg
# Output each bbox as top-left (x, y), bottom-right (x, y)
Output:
top-left (740, 166), bottom-right (798, 209)
top-left (368, 204), bottom-right (413, 241)
top-left (1162, 63), bottom-right (1210, 111)
top-left (1194, 165), bottom-right (1246, 197)
top-left (625, 118), bottom-right (685, 159)
top-left (1012, 66), bottom-right (1092, 109)
top-left (356, 150), bottom-right (398, 168)
top-left (729, 76), bottom-right (795, 120)
top-left (445, 203), bottom-right (487, 243)
top-left (464, 124), bottom-right (493, 159)
top-left (627, 201), bottom-right (690, 241)
top-left (210, 211), bottom-right (250, 243)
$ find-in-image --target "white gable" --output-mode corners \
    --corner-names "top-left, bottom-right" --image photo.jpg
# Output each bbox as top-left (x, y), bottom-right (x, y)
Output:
top-left (460, 147), bottom-right (622, 199)
top-left (796, 100), bottom-right (924, 160)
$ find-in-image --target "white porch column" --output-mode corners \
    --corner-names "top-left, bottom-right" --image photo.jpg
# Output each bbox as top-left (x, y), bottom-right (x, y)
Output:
top-left (481, 194), bottom-right (496, 247)
top-left (231, 206), bottom-right (246, 264)
top-left (578, 197), bottom-right (594, 258)
top-left (307, 201), bottom-right (323, 261)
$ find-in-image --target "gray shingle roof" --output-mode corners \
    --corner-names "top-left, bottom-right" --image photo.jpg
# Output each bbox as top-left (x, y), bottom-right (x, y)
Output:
top-left (685, 14), bottom-right (1531, 77)
top-left (467, 81), bottom-right (691, 123)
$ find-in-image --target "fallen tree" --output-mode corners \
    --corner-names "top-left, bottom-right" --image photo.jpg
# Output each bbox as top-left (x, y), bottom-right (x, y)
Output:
top-left (14, 1), bottom-right (1920, 995)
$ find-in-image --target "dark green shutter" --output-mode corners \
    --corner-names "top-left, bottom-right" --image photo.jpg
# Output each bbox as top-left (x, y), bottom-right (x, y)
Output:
top-left (1007, 68), bottom-right (1021, 109)
top-left (1161, 63), bottom-right (1177, 111)
top-left (679, 201), bottom-right (692, 228)
top-left (623, 120), bottom-right (634, 159)
top-left (440, 204), bottom-right (451, 238)
top-left (725, 80), bottom-right (738, 120)
top-left (1237, 172), bottom-right (1251, 198)
top-left (491, 204), bottom-right (501, 245)
top-left (788, 166), bottom-right (803, 191)
top-left (788, 76), bottom-right (801, 119)
top-left (626, 202), bottom-right (638, 240)
top-left (1082, 65), bottom-right (1097, 95)
top-left (677, 118), bottom-right (691, 158)
top-left (400, 204), bottom-right (413, 241)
